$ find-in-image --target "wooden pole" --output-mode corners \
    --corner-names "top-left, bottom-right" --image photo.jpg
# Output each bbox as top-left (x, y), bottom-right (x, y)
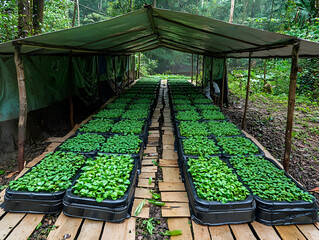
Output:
top-left (220, 57), bottom-right (227, 111)
top-left (138, 52), bottom-right (141, 79)
top-left (196, 54), bottom-right (199, 86)
top-left (14, 44), bottom-right (27, 172)
top-left (127, 55), bottom-right (130, 84)
top-left (210, 57), bottom-right (214, 97)
top-left (68, 55), bottom-right (74, 128)
top-left (242, 52), bottom-right (252, 130)
top-left (284, 41), bottom-right (300, 172)
top-left (132, 54), bottom-right (135, 82)
top-left (191, 54), bottom-right (193, 83)
top-left (202, 56), bottom-right (205, 88)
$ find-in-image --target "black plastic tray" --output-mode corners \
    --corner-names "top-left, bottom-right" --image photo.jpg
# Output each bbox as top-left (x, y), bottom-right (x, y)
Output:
top-left (229, 157), bottom-right (318, 225)
top-left (63, 159), bottom-right (138, 222)
top-left (2, 158), bottom-right (85, 214)
top-left (181, 157), bottom-right (256, 225)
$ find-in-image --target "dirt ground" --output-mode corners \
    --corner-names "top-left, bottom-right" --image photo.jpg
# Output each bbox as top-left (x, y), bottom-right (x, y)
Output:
top-left (224, 93), bottom-right (319, 203)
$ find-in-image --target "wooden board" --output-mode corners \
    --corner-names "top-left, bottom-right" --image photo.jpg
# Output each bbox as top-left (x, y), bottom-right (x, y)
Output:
top-left (162, 145), bottom-right (175, 150)
top-left (296, 224), bottom-right (319, 240)
top-left (47, 213), bottom-right (83, 240)
top-left (192, 220), bottom-right (211, 240)
top-left (6, 214), bottom-right (44, 240)
top-left (251, 221), bottom-right (280, 240)
top-left (0, 213), bottom-right (26, 240)
top-left (230, 224), bottom-right (256, 240)
top-left (162, 149), bottom-right (178, 160)
top-left (134, 188), bottom-right (153, 199)
top-left (77, 220), bottom-right (103, 240)
top-left (150, 122), bottom-right (160, 128)
top-left (162, 135), bottom-right (175, 145)
top-left (131, 198), bottom-right (150, 219)
top-left (209, 225), bottom-right (234, 240)
top-left (161, 192), bottom-right (189, 203)
top-left (139, 172), bottom-right (156, 179)
top-left (162, 203), bottom-right (190, 217)
top-left (141, 166), bottom-right (157, 173)
top-left (159, 159), bottom-right (178, 167)
top-left (159, 182), bottom-right (186, 192)
top-left (163, 122), bottom-right (173, 127)
top-left (138, 179), bottom-right (155, 188)
top-left (101, 218), bottom-right (135, 240)
top-left (162, 167), bottom-right (182, 182)
top-left (144, 147), bottom-right (157, 154)
top-left (26, 151), bottom-right (48, 167)
top-left (275, 225), bottom-right (306, 240)
top-left (162, 126), bottom-right (173, 131)
top-left (167, 218), bottom-right (192, 240)
top-left (141, 159), bottom-right (154, 166)
top-left (163, 131), bottom-right (174, 135)
top-left (147, 137), bottom-right (159, 147)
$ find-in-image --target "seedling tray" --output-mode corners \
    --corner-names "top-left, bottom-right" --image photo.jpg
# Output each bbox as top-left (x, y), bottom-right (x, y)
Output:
top-left (218, 136), bottom-right (265, 158)
top-left (230, 157), bottom-right (318, 225)
top-left (175, 122), bottom-right (213, 139)
top-left (181, 158), bottom-right (256, 225)
top-left (2, 160), bottom-right (85, 214)
top-left (178, 139), bottom-right (222, 162)
top-left (63, 160), bottom-right (138, 222)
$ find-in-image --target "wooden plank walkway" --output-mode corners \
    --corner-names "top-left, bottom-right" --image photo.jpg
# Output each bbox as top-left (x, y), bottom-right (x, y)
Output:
top-left (0, 81), bottom-right (318, 240)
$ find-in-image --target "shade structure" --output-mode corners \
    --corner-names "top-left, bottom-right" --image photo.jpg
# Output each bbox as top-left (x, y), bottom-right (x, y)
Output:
top-left (0, 6), bottom-right (318, 58)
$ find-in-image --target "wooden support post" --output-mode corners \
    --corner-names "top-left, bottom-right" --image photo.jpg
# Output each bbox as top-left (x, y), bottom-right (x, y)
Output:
top-left (209, 57), bottom-right (214, 98)
top-left (138, 52), bottom-right (141, 79)
top-left (220, 57), bottom-right (227, 111)
top-left (196, 54), bottom-right (199, 86)
top-left (68, 55), bottom-right (74, 128)
top-left (127, 55), bottom-right (130, 84)
top-left (284, 41), bottom-right (300, 172)
top-left (132, 54), bottom-right (135, 82)
top-left (191, 54), bottom-right (193, 83)
top-left (201, 56), bottom-right (205, 88)
top-left (14, 44), bottom-right (27, 172)
top-left (242, 52), bottom-right (252, 130)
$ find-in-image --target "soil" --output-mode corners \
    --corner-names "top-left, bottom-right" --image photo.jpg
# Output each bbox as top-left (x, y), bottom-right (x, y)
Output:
top-left (224, 92), bottom-right (319, 203)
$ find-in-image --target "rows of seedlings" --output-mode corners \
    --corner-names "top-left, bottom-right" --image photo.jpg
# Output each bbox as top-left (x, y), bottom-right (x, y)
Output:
top-left (167, 78), bottom-right (318, 226)
top-left (3, 77), bottom-right (161, 223)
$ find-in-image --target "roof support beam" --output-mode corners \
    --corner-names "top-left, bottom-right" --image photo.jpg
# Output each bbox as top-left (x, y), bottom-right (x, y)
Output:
top-left (154, 14), bottom-right (261, 47)
top-left (102, 33), bottom-right (157, 51)
top-left (144, 5), bottom-right (161, 47)
top-left (79, 27), bottom-right (149, 47)
top-left (284, 41), bottom-right (300, 172)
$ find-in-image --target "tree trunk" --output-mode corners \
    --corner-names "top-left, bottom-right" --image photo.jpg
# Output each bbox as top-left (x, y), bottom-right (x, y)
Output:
top-left (153, 0), bottom-right (156, 8)
top-left (130, 0), bottom-right (133, 11)
top-left (18, 0), bottom-right (30, 38)
top-left (72, 0), bottom-right (77, 27)
top-left (32, 0), bottom-right (45, 35)
top-left (229, 0), bottom-right (235, 23)
top-left (77, 0), bottom-right (80, 26)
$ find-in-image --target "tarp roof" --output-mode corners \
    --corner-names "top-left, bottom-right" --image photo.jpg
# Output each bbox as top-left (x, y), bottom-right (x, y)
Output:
top-left (1, 6), bottom-right (319, 58)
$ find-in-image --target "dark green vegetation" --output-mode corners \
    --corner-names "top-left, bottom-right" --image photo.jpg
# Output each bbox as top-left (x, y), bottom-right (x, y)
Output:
top-left (175, 110), bottom-right (201, 121)
top-left (174, 104), bottom-right (196, 111)
top-left (188, 156), bottom-right (249, 203)
top-left (179, 121), bottom-right (210, 137)
top-left (172, 99), bottom-right (192, 105)
top-left (121, 109), bottom-right (149, 120)
top-left (9, 152), bottom-right (85, 192)
top-left (217, 136), bottom-right (260, 155)
top-left (100, 135), bottom-right (142, 154)
top-left (182, 137), bottom-right (220, 156)
top-left (78, 119), bottom-right (114, 133)
top-left (192, 98), bottom-right (213, 104)
top-left (111, 119), bottom-right (145, 134)
top-left (207, 121), bottom-right (242, 137)
top-left (106, 103), bottom-right (127, 110)
top-left (72, 154), bottom-right (134, 202)
top-left (93, 109), bottom-right (124, 119)
top-left (201, 110), bottom-right (226, 120)
top-left (59, 133), bottom-right (105, 153)
top-left (229, 156), bottom-right (314, 202)
top-left (127, 103), bottom-right (150, 110)
top-left (195, 104), bottom-right (220, 111)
